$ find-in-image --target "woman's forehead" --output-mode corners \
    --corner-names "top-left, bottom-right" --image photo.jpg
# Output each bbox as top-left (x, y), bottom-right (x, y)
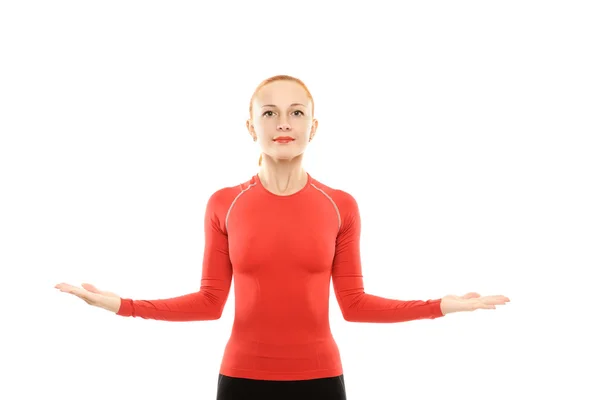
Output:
top-left (255, 81), bottom-right (309, 106)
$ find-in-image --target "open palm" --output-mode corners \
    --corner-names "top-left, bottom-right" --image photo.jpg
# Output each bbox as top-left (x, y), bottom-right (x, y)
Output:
top-left (55, 282), bottom-right (121, 313)
top-left (440, 292), bottom-right (510, 315)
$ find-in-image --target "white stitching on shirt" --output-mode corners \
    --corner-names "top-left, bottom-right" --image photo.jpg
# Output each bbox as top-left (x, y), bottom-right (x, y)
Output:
top-left (225, 183), bottom-right (256, 233)
top-left (310, 183), bottom-right (341, 232)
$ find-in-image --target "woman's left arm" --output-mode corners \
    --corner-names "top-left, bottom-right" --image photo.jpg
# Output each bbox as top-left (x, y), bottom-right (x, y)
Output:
top-left (331, 191), bottom-right (509, 322)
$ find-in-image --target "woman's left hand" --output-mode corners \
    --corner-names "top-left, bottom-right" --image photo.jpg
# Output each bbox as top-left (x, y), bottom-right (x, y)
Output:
top-left (440, 292), bottom-right (510, 315)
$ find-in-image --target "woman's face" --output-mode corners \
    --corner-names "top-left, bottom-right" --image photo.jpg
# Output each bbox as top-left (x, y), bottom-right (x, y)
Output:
top-left (247, 80), bottom-right (318, 163)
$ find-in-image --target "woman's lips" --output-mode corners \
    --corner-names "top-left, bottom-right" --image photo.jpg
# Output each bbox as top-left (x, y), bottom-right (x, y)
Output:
top-left (274, 137), bottom-right (295, 144)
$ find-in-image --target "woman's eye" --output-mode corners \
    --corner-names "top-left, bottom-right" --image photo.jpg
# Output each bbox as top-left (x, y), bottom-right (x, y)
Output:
top-left (262, 110), bottom-right (303, 117)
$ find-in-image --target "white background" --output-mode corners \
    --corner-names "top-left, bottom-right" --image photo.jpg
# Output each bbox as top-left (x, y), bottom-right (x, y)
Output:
top-left (2, 1), bottom-right (599, 399)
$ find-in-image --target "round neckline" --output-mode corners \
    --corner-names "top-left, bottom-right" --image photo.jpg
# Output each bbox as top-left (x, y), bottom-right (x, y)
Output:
top-left (253, 172), bottom-right (313, 198)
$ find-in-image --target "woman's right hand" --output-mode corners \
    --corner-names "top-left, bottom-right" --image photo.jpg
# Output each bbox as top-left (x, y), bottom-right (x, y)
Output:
top-left (55, 282), bottom-right (122, 313)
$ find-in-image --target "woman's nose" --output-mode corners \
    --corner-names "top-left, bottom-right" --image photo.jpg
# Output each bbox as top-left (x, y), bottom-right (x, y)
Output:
top-left (277, 122), bottom-right (291, 131)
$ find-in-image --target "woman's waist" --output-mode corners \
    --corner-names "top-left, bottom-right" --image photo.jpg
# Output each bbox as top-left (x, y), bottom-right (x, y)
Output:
top-left (220, 333), bottom-right (342, 374)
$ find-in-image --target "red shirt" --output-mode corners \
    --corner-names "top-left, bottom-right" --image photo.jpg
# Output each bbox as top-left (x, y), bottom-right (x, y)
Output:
top-left (117, 173), bottom-right (444, 380)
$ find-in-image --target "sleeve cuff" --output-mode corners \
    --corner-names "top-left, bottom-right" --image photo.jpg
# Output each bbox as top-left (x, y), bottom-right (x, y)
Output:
top-left (116, 298), bottom-right (133, 317)
top-left (431, 298), bottom-right (445, 318)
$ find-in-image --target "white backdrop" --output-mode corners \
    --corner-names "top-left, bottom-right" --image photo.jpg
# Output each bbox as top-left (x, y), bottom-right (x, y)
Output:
top-left (2, 1), bottom-right (599, 399)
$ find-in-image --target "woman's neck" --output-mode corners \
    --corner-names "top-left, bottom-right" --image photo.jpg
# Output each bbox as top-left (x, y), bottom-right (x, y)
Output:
top-left (257, 156), bottom-right (308, 196)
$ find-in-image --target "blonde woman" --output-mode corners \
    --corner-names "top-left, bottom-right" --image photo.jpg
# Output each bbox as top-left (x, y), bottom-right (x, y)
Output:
top-left (56, 75), bottom-right (510, 399)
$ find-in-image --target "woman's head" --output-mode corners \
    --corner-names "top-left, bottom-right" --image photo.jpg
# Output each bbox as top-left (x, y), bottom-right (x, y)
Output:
top-left (247, 75), bottom-right (318, 166)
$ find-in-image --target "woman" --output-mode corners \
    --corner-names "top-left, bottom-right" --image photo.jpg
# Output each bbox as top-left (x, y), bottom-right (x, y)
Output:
top-left (55, 74), bottom-right (510, 399)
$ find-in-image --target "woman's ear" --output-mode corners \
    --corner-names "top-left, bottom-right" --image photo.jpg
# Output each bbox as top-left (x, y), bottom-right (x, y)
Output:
top-left (246, 119), bottom-right (256, 141)
top-left (309, 119), bottom-right (319, 141)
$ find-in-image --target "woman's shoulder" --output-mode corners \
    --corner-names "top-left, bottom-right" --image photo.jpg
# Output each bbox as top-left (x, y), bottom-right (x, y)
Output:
top-left (310, 176), bottom-right (358, 208)
top-left (205, 175), bottom-right (255, 210)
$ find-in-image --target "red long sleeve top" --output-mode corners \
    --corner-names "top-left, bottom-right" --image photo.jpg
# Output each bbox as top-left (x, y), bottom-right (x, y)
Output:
top-left (117, 172), bottom-right (444, 380)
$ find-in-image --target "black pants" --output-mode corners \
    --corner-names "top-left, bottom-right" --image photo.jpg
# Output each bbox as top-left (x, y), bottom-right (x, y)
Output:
top-left (216, 373), bottom-right (347, 400)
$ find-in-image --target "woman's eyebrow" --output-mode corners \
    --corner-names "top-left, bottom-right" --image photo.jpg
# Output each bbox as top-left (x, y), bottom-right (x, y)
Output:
top-left (261, 103), bottom-right (307, 108)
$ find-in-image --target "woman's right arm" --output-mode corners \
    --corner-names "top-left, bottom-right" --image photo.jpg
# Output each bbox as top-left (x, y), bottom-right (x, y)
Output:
top-left (116, 190), bottom-right (233, 321)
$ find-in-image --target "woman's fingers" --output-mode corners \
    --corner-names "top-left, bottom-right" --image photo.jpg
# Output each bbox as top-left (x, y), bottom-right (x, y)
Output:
top-left (81, 283), bottom-right (119, 297)
top-left (480, 295), bottom-right (510, 305)
top-left (81, 283), bottom-right (101, 293)
top-left (55, 282), bottom-right (78, 293)
top-left (55, 282), bottom-right (120, 299)
top-left (468, 295), bottom-right (510, 310)
top-left (465, 300), bottom-right (495, 311)
top-left (477, 302), bottom-right (496, 310)
top-left (55, 283), bottom-right (100, 305)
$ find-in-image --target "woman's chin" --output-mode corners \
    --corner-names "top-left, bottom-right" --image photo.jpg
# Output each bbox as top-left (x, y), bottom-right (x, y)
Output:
top-left (267, 152), bottom-right (304, 163)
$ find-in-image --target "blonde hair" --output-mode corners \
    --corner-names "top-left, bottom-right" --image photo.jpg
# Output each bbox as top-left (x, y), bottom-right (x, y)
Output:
top-left (249, 75), bottom-right (315, 166)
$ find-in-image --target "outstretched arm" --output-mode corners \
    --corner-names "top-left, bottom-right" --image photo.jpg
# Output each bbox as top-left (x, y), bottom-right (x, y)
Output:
top-left (331, 192), bottom-right (509, 322)
top-left (116, 190), bottom-right (233, 321)
top-left (331, 192), bottom-right (442, 323)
